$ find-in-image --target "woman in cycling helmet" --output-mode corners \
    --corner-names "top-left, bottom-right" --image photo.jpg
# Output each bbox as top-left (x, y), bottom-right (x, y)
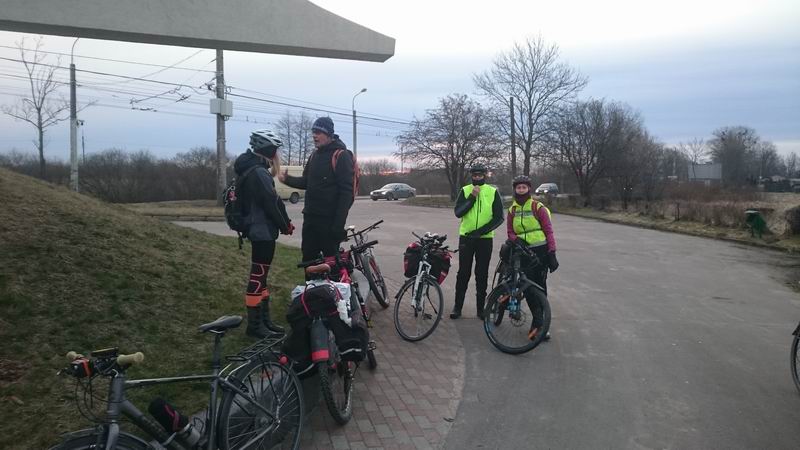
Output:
top-left (506, 175), bottom-right (559, 340)
top-left (233, 129), bottom-right (295, 338)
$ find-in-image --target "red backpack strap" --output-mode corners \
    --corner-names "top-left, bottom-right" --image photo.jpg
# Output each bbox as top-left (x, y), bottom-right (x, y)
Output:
top-left (331, 148), bottom-right (359, 198)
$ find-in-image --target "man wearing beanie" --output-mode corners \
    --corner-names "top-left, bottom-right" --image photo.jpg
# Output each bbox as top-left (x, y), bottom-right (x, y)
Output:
top-left (450, 165), bottom-right (504, 320)
top-left (280, 116), bottom-right (356, 261)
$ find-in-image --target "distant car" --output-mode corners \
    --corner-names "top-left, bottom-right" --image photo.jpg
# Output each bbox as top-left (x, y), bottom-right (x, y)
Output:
top-left (370, 183), bottom-right (416, 201)
top-left (534, 183), bottom-right (559, 195)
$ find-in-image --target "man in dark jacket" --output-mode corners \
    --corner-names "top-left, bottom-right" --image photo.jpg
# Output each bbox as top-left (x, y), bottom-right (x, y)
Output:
top-left (234, 129), bottom-right (294, 338)
top-left (451, 165), bottom-right (504, 320)
top-left (279, 117), bottom-right (355, 262)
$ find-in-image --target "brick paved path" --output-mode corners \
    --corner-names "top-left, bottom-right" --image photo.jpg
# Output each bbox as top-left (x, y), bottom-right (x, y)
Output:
top-left (301, 272), bottom-right (466, 450)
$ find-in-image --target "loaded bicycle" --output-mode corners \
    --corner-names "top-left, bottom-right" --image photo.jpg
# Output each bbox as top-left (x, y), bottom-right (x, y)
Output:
top-left (393, 232), bottom-right (454, 342)
top-left (49, 316), bottom-right (303, 449)
top-left (346, 220), bottom-right (389, 308)
top-left (482, 239), bottom-right (551, 354)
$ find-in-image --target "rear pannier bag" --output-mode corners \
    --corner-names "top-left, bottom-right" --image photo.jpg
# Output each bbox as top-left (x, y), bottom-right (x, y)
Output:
top-left (402, 242), bottom-right (451, 285)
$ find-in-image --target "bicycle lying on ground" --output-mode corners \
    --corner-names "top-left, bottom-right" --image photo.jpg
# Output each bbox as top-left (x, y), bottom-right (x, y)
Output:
top-left (483, 239), bottom-right (551, 354)
top-left (50, 316), bottom-right (303, 450)
top-left (346, 220), bottom-right (389, 309)
top-left (393, 232), bottom-right (454, 342)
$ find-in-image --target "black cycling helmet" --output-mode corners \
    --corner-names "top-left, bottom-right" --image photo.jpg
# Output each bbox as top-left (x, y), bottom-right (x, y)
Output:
top-left (250, 129), bottom-right (283, 158)
top-left (512, 175), bottom-right (532, 188)
top-left (470, 165), bottom-right (487, 175)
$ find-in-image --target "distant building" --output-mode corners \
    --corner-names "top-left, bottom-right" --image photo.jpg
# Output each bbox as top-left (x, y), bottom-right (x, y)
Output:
top-left (688, 163), bottom-right (722, 186)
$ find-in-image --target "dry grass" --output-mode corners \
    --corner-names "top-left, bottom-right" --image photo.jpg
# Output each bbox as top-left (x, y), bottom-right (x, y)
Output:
top-left (0, 168), bottom-right (304, 449)
top-left (122, 199), bottom-right (224, 219)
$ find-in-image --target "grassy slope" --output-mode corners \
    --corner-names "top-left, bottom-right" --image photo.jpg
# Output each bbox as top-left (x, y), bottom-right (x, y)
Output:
top-left (0, 168), bottom-right (304, 449)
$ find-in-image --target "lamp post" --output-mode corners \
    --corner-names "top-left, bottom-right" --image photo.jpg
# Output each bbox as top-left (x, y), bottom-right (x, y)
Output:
top-left (352, 88), bottom-right (367, 160)
top-left (69, 38), bottom-right (79, 191)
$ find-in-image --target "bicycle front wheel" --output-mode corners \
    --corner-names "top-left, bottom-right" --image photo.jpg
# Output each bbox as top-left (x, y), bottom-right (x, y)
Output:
top-left (483, 283), bottom-right (551, 354)
top-left (393, 275), bottom-right (444, 342)
top-left (792, 333), bottom-right (800, 394)
top-left (217, 359), bottom-right (304, 450)
top-left (360, 253), bottom-right (390, 308)
top-left (319, 331), bottom-right (354, 425)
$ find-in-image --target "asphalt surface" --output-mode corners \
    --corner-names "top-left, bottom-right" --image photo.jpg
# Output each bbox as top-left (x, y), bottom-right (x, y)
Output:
top-left (179, 199), bottom-right (800, 449)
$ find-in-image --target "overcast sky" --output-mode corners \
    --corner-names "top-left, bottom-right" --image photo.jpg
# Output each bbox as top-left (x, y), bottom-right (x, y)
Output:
top-left (0, 0), bottom-right (797, 164)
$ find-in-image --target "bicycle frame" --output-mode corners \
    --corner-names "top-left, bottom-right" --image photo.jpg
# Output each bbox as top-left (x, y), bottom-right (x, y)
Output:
top-left (80, 334), bottom-right (279, 450)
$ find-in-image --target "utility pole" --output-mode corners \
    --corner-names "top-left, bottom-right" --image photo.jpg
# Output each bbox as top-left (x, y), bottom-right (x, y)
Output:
top-left (80, 120), bottom-right (85, 163)
top-left (510, 96), bottom-right (516, 177)
top-left (213, 49), bottom-right (230, 206)
top-left (69, 38), bottom-right (79, 191)
top-left (352, 88), bottom-right (367, 160)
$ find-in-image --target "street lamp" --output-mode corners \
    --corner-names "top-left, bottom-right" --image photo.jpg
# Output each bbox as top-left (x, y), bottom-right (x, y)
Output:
top-left (352, 88), bottom-right (367, 159)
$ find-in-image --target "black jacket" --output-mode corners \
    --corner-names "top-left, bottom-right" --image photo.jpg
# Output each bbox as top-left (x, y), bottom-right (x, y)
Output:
top-left (234, 150), bottom-right (291, 242)
top-left (283, 136), bottom-right (354, 232)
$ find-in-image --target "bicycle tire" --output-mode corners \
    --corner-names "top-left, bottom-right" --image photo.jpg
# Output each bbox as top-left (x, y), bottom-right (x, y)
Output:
top-left (792, 334), bottom-right (800, 394)
top-left (217, 359), bottom-right (304, 450)
top-left (49, 431), bottom-right (149, 449)
top-left (483, 283), bottom-right (551, 354)
top-left (393, 275), bottom-right (444, 342)
top-left (360, 253), bottom-right (389, 309)
top-left (319, 330), bottom-right (354, 425)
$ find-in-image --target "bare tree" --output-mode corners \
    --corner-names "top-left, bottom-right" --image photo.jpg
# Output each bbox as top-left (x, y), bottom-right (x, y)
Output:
top-left (474, 36), bottom-right (588, 176)
top-left (275, 111), bottom-right (295, 166)
top-left (678, 138), bottom-right (708, 180)
top-left (293, 112), bottom-right (313, 166)
top-left (395, 94), bottom-right (499, 200)
top-left (709, 126), bottom-right (760, 186)
top-left (754, 141), bottom-right (782, 179)
top-left (549, 99), bottom-right (628, 205)
top-left (1, 37), bottom-right (70, 178)
top-left (360, 158), bottom-right (397, 176)
top-left (786, 152), bottom-right (798, 178)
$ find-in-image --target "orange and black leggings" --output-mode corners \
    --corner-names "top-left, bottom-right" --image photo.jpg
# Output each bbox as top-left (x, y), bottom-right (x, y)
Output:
top-left (246, 240), bottom-right (276, 307)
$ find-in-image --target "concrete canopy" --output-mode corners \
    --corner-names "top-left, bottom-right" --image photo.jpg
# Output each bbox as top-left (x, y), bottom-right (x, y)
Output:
top-left (0, 0), bottom-right (395, 62)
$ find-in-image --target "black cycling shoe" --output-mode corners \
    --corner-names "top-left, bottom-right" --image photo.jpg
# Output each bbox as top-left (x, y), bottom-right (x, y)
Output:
top-left (449, 309), bottom-right (462, 319)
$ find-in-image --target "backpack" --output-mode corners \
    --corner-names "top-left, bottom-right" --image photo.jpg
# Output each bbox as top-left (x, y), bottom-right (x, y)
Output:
top-left (222, 165), bottom-right (258, 249)
top-left (310, 148), bottom-right (360, 198)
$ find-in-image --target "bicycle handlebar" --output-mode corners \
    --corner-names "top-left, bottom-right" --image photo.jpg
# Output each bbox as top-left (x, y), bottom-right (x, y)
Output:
top-left (352, 239), bottom-right (378, 254)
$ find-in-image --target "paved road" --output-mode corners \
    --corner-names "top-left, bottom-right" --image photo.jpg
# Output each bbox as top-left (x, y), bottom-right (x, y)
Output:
top-left (179, 200), bottom-right (800, 449)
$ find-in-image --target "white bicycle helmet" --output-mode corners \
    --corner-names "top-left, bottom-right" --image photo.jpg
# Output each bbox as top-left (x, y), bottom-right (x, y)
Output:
top-left (250, 129), bottom-right (282, 157)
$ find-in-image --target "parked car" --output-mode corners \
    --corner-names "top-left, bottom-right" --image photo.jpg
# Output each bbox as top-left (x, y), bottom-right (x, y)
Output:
top-left (274, 165), bottom-right (305, 204)
top-left (534, 183), bottom-right (559, 195)
top-left (370, 183), bottom-right (416, 201)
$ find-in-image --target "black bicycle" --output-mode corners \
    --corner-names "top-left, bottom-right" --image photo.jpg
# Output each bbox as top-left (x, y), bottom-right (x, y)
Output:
top-left (50, 316), bottom-right (304, 449)
top-left (483, 240), bottom-right (551, 354)
top-left (346, 220), bottom-right (389, 309)
top-left (791, 321), bottom-right (800, 393)
top-left (393, 232), bottom-right (454, 342)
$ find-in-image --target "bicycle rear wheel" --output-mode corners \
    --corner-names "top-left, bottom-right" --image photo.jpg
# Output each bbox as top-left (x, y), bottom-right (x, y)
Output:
top-left (319, 330), bottom-right (354, 425)
top-left (360, 253), bottom-right (390, 308)
top-left (483, 283), bottom-right (550, 354)
top-left (217, 359), bottom-right (304, 450)
top-left (792, 332), bottom-right (800, 393)
top-left (393, 275), bottom-right (444, 342)
top-left (49, 431), bottom-right (148, 449)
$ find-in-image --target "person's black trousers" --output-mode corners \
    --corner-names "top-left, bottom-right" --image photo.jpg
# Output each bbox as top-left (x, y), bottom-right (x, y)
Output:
top-left (301, 214), bottom-right (340, 262)
top-left (453, 236), bottom-right (493, 314)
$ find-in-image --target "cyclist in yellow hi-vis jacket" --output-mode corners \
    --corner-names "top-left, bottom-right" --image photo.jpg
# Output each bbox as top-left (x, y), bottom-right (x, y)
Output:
top-left (450, 165), bottom-right (504, 320)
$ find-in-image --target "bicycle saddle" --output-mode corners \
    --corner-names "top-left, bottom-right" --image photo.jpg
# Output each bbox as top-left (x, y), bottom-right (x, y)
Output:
top-left (198, 315), bottom-right (243, 333)
top-left (305, 263), bottom-right (331, 274)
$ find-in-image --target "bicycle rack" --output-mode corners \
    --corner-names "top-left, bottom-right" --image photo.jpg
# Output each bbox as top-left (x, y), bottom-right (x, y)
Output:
top-left (226, 335), bottom-right (286, 363)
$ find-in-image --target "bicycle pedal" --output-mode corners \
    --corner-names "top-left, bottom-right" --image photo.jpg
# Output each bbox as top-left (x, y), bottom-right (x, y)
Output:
top-left (423, 313), bottom-right (433, 320)
top-left (368, 341), bottom-right (377, 351)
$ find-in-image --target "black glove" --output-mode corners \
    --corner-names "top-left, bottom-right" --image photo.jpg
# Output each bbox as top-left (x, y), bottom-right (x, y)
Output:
top-left (547, 252), bottom-right (559, 273)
